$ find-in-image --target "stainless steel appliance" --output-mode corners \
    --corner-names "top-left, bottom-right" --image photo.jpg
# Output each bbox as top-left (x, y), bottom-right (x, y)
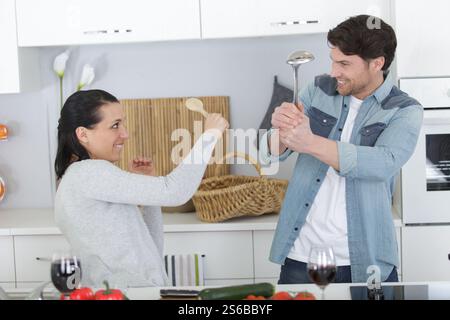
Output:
top-left (399, 77), bottom-right (450, 224)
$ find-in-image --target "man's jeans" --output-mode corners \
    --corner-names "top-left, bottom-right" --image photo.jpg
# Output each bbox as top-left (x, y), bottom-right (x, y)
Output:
top-left (279, 258), bottom-right (399, 284)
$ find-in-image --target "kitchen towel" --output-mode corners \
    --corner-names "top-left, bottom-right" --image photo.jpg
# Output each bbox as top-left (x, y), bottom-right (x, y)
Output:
top-left (164, 253), bottom-right (205, 286)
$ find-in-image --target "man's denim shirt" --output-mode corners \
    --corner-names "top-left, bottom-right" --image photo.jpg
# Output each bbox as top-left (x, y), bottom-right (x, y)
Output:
top-left (259, 73), bottom-right (423, 282)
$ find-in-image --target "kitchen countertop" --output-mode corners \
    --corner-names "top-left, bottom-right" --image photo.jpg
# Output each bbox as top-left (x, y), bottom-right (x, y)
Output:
top-left (125, 281), bottom-right (450, 300)
top-left (4, 281), bottom-right (450, 300)
top-left (0, 207), bottom-right (403, 236)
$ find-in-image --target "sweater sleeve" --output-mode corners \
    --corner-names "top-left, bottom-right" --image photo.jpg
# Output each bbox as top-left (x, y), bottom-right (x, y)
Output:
top-left (73, 131), bottom-right (218, 206)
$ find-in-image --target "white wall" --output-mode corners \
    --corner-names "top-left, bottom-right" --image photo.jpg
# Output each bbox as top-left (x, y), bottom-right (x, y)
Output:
top-left (0, 33), bottom-right (331, 209)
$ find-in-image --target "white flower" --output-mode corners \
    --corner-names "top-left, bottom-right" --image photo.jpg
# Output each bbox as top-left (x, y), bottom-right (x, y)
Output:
top-left (53, 50), bottom-right (70, 78)
top-left (77, 64), bottom-right (95, 91)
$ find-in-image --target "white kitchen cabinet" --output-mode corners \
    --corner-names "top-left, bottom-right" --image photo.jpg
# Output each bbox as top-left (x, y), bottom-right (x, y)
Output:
top-left (0, 282), bottom-right (16, 289)
top-left (164, 231), bottom-right (254, 280)
top-left (14, 235), bottom-right (71, 282)
top-left (254, 278), bottom-right (278, 285)
top-left (396, 226), bottom-right (402, 276)
top-left (253, 230), bottom-right (280, 279)
top-left (394, 0), bottom-right (450, 77)
top-left (0, 236), bottom-right (15, 282)
top-left (201, 0), bottom-right (391, 39)
top-left (402, 226), bottom-right (450, 282)
top-left (16, 0), bottom-right (201, 47)
top-left (204, 279), bottom-right (254, 286)
top-left (0, 0), bottom-right (39, 94)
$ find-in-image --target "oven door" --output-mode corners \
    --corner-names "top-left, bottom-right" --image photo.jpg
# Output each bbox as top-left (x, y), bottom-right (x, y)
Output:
top-left (402, 109), bottom-right (450, 224)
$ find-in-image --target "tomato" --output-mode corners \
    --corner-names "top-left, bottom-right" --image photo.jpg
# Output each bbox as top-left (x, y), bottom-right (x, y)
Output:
top-left (69, 287), bottom-right (95, 300)
top-left (271, 291), bottom-right (293, 300)
top-left (95, 281), bottom-right (125, 300)
top-left (245, 295), bottom-right (266, 300)
top-left (293, 291), bottom-right (316, 300)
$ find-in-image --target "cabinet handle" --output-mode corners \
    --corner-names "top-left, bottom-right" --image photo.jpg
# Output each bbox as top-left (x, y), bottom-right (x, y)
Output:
top-left (35, 257), bottom-right (51, 262)
top-left (83, 29), bottom-right (133, 35)
top-left (83, 30), bottom-right (107, 35)
top-left (270, 20), bottom-right (319, 27)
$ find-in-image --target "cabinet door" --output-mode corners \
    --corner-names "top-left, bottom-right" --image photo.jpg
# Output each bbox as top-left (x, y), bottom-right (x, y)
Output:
top-left (164, 231), bottom-right (254, 280)
top-left (0, 282), bottom-right (15, 289)
top-left (16, 0), bottom-right (201, 47)
top-left (402, 226), bottom-right (450, 282)
top-left (253, 230), bottom-right (280, 279)
top-left (395, 0), bottom-right (450, 77)
top-left (201, 0), bottom-right (390, 39)
top-left (0, 236), bottom-right (15, 282)
top-left (0, 0), bottom-right (20, 93)
top-left (396, 227), bottom-right (402, 276)
top-left (14, 235), bottom-right (71, 282)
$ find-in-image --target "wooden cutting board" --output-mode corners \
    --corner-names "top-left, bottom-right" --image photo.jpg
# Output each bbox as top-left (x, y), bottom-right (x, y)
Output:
top-left (117, 96), bottom-right (230, 211)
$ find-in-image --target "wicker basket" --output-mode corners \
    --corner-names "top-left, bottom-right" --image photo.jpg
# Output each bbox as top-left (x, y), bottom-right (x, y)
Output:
top-left (192, 152), bottom-right (289, 222)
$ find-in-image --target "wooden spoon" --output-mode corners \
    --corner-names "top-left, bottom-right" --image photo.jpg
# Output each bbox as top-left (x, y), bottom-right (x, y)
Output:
top-left (185, 98), bottom-right (209, 118)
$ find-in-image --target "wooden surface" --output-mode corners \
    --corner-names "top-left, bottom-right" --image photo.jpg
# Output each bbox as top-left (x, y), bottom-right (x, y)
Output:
top-left (117, 96), bottom-right (230, 211)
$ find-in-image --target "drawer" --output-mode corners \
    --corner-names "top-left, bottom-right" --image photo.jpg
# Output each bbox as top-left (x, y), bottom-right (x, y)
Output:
top-left (0, 236), bottom-right (15, 282)
top-left (14, 235), bottom-right (70, 282)
top-left (0, 282), bottom-right (15, 289)
top-left (402, 226), bottom-right (450, 282)
top-left (204, 279), bottom-right (254, 286)
top-left (15, 282), bottom-right (44, 289)
top-left (253, 231), bottom-right (280, 279)
top-left (164, 231), bottom-right (253, 279)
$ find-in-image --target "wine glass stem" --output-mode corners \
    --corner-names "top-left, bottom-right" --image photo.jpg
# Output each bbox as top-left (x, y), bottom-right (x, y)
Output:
top-left (321, 288), bottom-right (325, 300)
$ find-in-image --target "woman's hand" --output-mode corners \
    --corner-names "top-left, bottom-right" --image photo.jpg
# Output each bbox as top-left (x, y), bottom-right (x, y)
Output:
top-left (204, 113), bottom-right (229, 139)
top-left (129, 156), bottom-right (155, 176)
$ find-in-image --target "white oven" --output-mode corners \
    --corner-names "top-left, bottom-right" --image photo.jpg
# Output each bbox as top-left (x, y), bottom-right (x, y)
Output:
top-left (399, 77), bottom-right (450, 225)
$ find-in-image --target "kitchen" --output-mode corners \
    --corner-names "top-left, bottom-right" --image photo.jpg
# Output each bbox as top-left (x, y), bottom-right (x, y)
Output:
top-left (1, 0), bottom-right (450, 301)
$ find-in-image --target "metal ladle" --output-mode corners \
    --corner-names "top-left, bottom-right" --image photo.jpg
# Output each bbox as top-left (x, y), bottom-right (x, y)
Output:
top-left (185, 97), bottom-right (209, 118)
top-left (286, 50), bottom-right (315, 110)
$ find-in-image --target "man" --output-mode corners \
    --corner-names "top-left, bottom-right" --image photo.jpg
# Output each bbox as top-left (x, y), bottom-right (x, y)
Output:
top-left (259, 15), bottom-right (423, 284)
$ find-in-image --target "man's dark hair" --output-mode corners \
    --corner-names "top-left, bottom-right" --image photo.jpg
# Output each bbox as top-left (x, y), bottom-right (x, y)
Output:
top-left (327, 15), bottom-right (397, 72)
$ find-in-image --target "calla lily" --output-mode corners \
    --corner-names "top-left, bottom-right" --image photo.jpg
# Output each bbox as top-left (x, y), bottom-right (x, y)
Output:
top-left (53, 50), bottom-right (70, 78)
top-left (77, 64), bottom-right (95, 91)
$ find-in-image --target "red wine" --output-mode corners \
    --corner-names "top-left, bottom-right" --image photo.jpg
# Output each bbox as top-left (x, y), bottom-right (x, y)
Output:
top-left (308, 267), bottom-right (336, 287)
top-left (50, 259), bottom-right (81, 293)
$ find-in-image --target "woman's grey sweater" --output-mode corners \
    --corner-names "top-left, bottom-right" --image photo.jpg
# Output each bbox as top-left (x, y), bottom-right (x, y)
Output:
top-left (54, 132), bottom-right (218, 288)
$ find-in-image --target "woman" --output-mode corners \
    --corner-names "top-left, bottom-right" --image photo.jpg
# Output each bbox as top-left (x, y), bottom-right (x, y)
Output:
top-left (54, 89), bottom-right (228, 288)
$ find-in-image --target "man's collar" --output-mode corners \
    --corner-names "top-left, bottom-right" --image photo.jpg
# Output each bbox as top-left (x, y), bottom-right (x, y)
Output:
top-left (371, 71), bottom-right (394, 104)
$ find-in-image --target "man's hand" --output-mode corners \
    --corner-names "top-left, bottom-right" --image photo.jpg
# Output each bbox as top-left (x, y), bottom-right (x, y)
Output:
top-left (271, 102), bottom-right (303, 130)
top-left (268, 102), bottom-right (304, 156)
top-left (279, 112), bottom-right (315, 154)
top-left (129, 156), bottom-right (155, 176)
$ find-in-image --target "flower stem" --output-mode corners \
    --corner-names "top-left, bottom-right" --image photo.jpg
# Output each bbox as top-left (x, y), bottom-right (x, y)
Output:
top-left (59, 76), bottom-right (63, 109)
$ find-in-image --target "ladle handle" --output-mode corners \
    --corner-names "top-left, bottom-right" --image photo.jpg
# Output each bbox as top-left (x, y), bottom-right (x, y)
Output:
top-left (292, 66), bottom-right (304, 113)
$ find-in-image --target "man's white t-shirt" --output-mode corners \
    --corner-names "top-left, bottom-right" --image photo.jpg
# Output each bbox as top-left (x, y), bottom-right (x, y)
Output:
top-left (287, 96), bottom-right (363, 266)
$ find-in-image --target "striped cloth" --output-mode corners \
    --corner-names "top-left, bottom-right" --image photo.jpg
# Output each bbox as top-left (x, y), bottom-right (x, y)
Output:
top-left (164, 254), bottom-right (205, 286)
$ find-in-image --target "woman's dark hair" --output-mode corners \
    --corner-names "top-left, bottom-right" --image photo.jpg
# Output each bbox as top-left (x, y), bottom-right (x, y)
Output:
top-left (55, 89), bottom-right (119, 179)
top-left (327, 15), bottom-right (397, 72)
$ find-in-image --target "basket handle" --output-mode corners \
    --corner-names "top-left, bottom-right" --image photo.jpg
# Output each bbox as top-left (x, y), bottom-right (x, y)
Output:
top-left (214, 151), bottom-right (262, 176)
